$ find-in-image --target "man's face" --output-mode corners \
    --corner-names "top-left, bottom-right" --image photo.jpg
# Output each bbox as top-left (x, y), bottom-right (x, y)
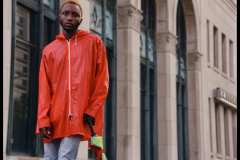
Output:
top-left (59, 3), bottom-right (82, 32)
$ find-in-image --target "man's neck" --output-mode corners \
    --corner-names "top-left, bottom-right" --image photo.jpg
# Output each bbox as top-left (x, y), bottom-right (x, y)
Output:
top-left (63, 29), bottom-right (78, 40)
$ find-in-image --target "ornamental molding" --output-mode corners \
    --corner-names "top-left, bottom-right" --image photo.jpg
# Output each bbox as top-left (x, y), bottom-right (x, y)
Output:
top-left (214, 87), bottom-right (237, 109)
top-left (187, 51), bottom-right (202, 71)
top-left (156, 32), bottom-right (177, 54)
top-left (117, 4), bottom-right (143, 33)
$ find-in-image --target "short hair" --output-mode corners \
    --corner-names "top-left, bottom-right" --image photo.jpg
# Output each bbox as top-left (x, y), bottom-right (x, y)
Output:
top-left (60, 0), bottom-right (83, 18)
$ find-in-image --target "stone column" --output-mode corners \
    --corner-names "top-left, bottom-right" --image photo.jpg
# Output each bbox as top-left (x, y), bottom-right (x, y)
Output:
top-left (187, 51), bottom-right (204, 160)
top-left (156, 32), bottom-right (178, 160)
top-left (3, 0), bottom-right (12, 159)
top-left (116, 2), bottom-right (142, 160)
top-left (219, 104), bottom-right (226, 158)
top-left (232, 111), bottom-right (237, 160)
top-left (209, 98), bottom-right (217, 158)
top-left (227, 109), bottom-right (234, 159)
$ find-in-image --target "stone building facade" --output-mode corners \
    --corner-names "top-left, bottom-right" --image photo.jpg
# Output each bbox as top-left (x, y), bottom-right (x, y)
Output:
top-left (3, 0), bottom-right (237, 160)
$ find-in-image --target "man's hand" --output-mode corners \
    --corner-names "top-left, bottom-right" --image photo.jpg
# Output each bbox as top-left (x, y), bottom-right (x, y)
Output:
top-left (39, 127), bottom-right (52, 139)
top-left (83, 113), bottom-right (95, 126)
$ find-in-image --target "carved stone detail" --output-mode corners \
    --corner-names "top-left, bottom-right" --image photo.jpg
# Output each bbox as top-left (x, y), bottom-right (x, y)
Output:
top-left (156, 32), bottom-right (177, 54)
top-left (117, 4), bottom-right (143, 33)
top-left (187, 51), bottom-right (203, 71)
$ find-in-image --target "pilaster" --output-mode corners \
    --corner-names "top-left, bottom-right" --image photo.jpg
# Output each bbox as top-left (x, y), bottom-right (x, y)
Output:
top-left (156, 31), bottom-right (178, 160)
top-left (116, 2), bottom-right (142, 160)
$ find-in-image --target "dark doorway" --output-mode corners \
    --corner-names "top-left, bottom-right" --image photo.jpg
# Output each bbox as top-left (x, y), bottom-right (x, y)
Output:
top-left (176, 1), bottom-right (189, 160)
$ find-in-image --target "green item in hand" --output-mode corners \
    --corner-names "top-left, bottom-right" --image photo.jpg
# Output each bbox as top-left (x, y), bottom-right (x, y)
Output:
top-left (91, 135), bottom-right (103, 149)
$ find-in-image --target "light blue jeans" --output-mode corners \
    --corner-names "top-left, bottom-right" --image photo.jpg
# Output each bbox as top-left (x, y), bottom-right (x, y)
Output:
top-left (44, 136), bottom-right (81, 160)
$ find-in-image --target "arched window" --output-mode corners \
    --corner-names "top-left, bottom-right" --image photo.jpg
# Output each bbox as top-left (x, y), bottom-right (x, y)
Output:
top-left (89, 0), bottom-right (117, 159)
top-left (7, 0), bottom-right (59, 156)
top-left (176, 1), bottom-right (189, 160)
top-left (140, 0), bottom-right (156, 159)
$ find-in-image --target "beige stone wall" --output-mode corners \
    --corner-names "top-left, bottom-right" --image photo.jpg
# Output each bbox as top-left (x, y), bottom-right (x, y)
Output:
top-left (3, 0), bottom-right (12, 159)
top-left (200, 0), bottom-right (237, 160)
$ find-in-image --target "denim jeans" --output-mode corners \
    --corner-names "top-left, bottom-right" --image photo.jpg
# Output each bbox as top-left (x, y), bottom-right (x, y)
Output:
top-left (44, 136), bottom-right (81, 160)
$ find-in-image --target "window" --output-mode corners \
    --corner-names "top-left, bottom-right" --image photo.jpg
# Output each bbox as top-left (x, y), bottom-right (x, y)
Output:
top-left (221, 34), bottom-right (227, 74)
top-left (229, 40), bottom-right (234, 79)
top-left (208, 98), bottom-right (213, 152)
top-left (9, 5), bottom-right (32, 154)
top-left (89, 0), bottom-right (117, 159)
top-left (43, 0), bottom-right (55, 10)
top-left (176, 1), bottom-right (188, 160)
top-left (90, 0), bottom-right (103, 35)
top-left (207, 20), bottom-right (210, 63)
top-left (7, 0), bottom-right (59, 156)
top-left (213, 26), bottom-right (218, 68)
top-left (140, 0), bottom-right (156, 159)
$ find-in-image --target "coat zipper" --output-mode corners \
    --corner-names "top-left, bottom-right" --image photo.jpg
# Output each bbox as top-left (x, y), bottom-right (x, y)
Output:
top-left (67, 40), bottom-right (73, 120)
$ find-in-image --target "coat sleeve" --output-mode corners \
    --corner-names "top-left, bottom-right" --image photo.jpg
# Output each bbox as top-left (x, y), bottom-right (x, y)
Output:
top-left (36, 51), bottom-right (52, 133)
top-left (85, 38), bottom-right (109, 118)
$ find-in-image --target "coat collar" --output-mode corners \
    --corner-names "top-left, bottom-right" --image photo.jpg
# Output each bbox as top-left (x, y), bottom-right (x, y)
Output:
top-left (56, 29), bottom-right (90, 41)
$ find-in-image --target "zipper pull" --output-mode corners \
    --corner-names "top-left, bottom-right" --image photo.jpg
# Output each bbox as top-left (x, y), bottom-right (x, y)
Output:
top-left (68, 113), bottom-right (73, 120)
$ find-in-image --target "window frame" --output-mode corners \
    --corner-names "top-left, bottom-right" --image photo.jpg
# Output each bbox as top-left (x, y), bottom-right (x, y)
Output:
top-left (229, 40), bottom-right (234, 79)
top-left (88, 0), bottom-right (117, 159)
top-left (221, 33), bottom-right (227, 74)
top-left (7, 0), bottom-right (59, 156)
top-left (176, 1), bottom-right (189, 160)
top-left (140, 0), bottom-right (157, 159)
top-left (213, 26), bottom-right (219, 68)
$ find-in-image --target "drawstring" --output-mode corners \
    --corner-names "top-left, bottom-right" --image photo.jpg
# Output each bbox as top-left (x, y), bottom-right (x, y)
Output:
top-left (75, 35), bottom-right (77, 46)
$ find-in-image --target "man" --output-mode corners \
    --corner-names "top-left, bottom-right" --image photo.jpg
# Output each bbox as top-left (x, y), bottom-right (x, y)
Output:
top-left (35, 0), bottom-right (109, 159)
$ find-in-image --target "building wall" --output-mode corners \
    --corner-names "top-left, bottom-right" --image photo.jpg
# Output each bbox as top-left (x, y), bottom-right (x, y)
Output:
top-left (201, 0), bottom-right (237, 160)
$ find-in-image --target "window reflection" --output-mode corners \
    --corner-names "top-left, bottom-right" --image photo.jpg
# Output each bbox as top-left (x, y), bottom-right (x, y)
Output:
top-left (11, 5), bottom-right (32, 153)
top-left (90, 0), bottom-right (103, 34)
top-left (43, 0), bottom-right (55, 10)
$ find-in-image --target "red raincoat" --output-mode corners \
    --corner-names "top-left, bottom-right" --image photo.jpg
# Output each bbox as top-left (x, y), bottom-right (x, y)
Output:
top-left (35, 29), bottom-right (109, 144)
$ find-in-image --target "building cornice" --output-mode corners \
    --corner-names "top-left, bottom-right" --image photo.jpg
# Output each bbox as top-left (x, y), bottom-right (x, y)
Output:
top-left (214, 87), bottom-right (237, 109)
top-left (222, 0), bottom-right (237, 16)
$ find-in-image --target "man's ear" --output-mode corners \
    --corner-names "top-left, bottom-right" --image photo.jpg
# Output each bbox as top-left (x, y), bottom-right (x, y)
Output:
top-left (79, 18), bottom-right (83, 25)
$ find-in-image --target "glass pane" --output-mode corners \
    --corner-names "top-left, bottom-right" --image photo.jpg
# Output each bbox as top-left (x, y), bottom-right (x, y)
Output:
top-left (105, 0), bottom-right (115, 40)
top-left (11, 5), bottom-right (32, 153)
top-left (90, 0), bottom-right (103, 34)
top-left (179, 57), bottom-right (185, 79)
top-left (43, 0), bottom-right (55, 10)
top-left (44, 18), bottom-right (54, 45)
top-left (16, 5), bottom-right (30, 41)
top-left (140, 31), bottom-right (146, 58)
top-left (105, 47), bottom-right (116, 160)
top-left (105, 10), bottom-right (113, 40)
top-left (176, 2), bottom-right (188, 160)
top-left (147, 36), bottom-right (154, 62)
